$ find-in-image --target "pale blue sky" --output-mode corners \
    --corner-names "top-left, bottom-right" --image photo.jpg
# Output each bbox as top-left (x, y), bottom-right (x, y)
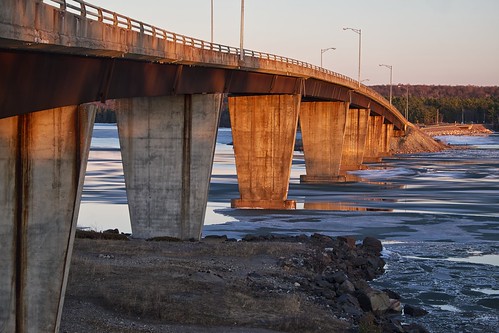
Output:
top-left (89, 0), bottom-right (499, 86)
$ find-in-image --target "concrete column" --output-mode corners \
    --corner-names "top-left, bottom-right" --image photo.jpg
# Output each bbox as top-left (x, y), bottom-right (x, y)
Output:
top-left (229, 94), bottom-right (300, 209)
top-left (114, 94), bottom-right (222, 240)
top-left (380, 123), bottom-right (394, 156)
top-left (363, 115), bottom-right (385, 163)
top-left (0, 105), bottom-right (95, 333)
top-left (340, 108), bottom-right (370, 173)
top-left (300, 101), bottom-right (348, 183)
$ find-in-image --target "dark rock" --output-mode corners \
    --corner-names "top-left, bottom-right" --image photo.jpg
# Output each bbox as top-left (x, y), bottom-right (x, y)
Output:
top-left (337, 293), bottom-right (360, 308)
top-left (103, 228), bottom-right (119, 234)
top-left (203, 235), bottom-right (228, 242)
top-left (404, 304), bottom-right (429, 317)
top-left (362, 236), bottom-right (383, 254)
top-left (76, 229), bottom-right (129, 241)
top-left (327, 271), bottom-right (348, 284)
top-left (147, 236), bottom-right (181, 242)
top-left (351, 256), bottom-right (368, 267)
top-left (339, 279), bottom-right (356, 294)
top-left (385, 318), bottom-right (405, 333)
top-left (314, 275), bottom-right (332, 289)
top-left (311, 233), bottom-right (334, 246)
top-left (338, 236), bottom-right (356, 248)
top-left (402, 323), bottom-right (430, 333)
top-left (242, 234), bottom-right (260, 242)
top-left (383, 289), bottom-right (401, 300)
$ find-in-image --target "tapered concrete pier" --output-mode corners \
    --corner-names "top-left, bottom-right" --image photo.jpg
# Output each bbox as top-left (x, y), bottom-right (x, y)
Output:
top-left (0, 105), bottom-right (95, 333)
top-left (340, 108), bottom-right (370, 173)
top-left (363, 115), bottom-right (385, 163)
top-left (300, 102), bottom-right (348, 183)
top-left (113, 94), bottom-right (222, 240)
top-left (380, 123), bottom-right (394, 156)
top-left (229, 95), bottom-right (300, 209)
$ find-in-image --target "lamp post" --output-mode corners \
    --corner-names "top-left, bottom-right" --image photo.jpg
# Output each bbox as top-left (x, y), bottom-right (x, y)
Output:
top-left (239, 0), bottom-right (245, 61)
top-left (343, 27), bottom-right (361, 86)
top-left (320, 47), bottom-right (336, 68)
top-left (379, 64), bottom-right (393, 105)
top-left (398, 84), bottom-right (409, 120)
top-left (210, 0), bottom-right (214, 43)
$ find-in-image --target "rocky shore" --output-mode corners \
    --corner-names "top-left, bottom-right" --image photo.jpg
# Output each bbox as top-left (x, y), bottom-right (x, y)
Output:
top-left (420, 123), bottom-right (493, 137)
top-left (60, 232), bottom-right (429, 333)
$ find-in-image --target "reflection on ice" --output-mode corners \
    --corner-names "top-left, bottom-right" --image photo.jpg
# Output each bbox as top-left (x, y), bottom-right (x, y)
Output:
top-left (304, 201), bottom-right (393, 212)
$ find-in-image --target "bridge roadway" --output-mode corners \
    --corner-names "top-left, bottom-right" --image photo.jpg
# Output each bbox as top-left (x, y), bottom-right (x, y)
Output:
top-left (0, 0), bottom-right (409, 332)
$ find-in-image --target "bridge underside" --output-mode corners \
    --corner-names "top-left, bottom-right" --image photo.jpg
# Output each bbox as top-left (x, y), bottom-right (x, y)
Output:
top-left (0, 48), bottom-right (405, 131)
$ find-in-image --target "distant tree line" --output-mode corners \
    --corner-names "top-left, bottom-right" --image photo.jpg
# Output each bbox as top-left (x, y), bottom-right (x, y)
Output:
top-left (371, 85), bottom-right (499, 128)
top-left (95, 108), bottom-right (116, 123)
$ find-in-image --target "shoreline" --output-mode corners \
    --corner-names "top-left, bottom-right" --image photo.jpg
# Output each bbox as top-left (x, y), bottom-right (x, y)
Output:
top-left (419, 123), bottom-right (493, 137)
top-left (61, 232), bottom-right (429, 333)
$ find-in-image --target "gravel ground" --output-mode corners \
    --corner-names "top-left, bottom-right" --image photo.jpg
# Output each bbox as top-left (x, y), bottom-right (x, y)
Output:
top-left (60, 232), bottom-right (426, 333)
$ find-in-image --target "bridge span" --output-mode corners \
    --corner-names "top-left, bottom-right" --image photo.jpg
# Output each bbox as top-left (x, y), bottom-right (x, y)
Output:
top-left (0, 0), bottom-right (411, 331)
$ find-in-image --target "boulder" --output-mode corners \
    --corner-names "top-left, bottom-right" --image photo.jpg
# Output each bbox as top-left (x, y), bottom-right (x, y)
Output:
top-left (338, 236), bottom-right (356, 248)
top-left (404, 304), bottom-right (429, 317)
top-left (356, 289), bottom-right (391, 313)
top-left (339, 280), bottom-right (356, 294)
top-left (362, 236), bottom-right (383, 254)
top-left (402, 323), bottom-right (430, 333)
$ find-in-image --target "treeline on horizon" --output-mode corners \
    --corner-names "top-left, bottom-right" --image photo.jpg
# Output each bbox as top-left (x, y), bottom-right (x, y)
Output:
top-left (95, 85), bottom-right (499, 129)
top-left (370, 85), bottom-right (499, 127)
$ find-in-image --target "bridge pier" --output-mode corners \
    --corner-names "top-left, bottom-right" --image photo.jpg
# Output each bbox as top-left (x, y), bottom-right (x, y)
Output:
top-left (340, 108), bottom-right (370, 173)
top-left (380, 123), bottom-right (394, 156)
top-left (113, 94), bottom-right (221, 240)
top-left (229, 95), bottom-right (300, 209)
top-left (0, 105), bottom-right (95, 333)
top-left (300, 101), bottom-right (348, 183)
top-left (363, 115), bottom-right (385, 163)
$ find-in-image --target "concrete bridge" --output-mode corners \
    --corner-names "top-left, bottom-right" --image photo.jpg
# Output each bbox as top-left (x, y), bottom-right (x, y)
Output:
top-left (0, 0), bottom-right (409, 331)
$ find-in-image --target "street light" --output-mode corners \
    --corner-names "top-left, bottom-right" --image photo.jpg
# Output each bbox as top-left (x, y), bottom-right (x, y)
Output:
top-left (320, 47), bottom-right (336, 68)
top-left (379, 64), bottom-right (393, 105)
top-left (210, 0), bottom-right (214, 43)
top-left (343, 27), bottom-right (361, 86)
top-left (239, 0), bottom-right (245, 61)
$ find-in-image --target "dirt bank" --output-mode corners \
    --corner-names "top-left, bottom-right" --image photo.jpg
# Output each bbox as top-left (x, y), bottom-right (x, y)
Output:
top-left (390, 125), bottom-right (447, 155)
top-left (60, 232), bottom-right (428, 333)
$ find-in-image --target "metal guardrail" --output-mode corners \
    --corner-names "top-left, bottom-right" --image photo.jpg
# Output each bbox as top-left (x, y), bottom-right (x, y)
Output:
top-left (40, 0), bottom-right (404, 124)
